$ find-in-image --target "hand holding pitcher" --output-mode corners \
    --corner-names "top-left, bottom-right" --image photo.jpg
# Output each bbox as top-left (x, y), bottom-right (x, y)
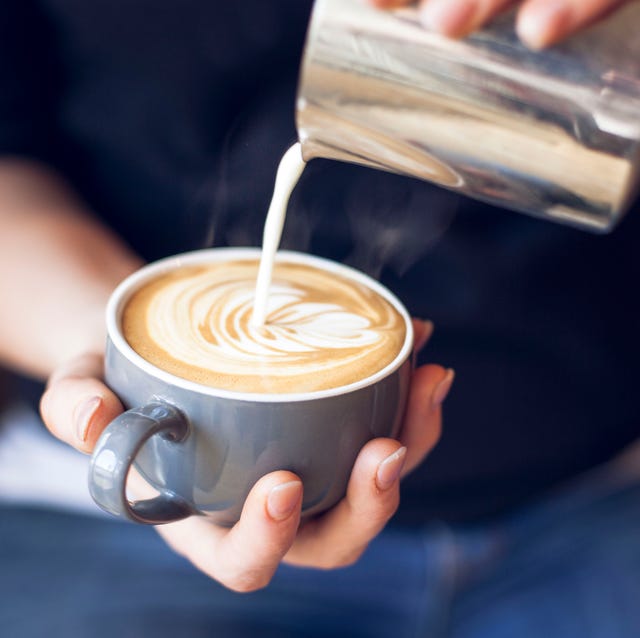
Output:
top-left (368, 0), bottom-right (635, 49)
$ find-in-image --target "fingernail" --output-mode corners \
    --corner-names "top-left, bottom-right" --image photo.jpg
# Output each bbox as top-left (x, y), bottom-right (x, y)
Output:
top-left (414, 320), bottom-right (434, 353)
top-left (420, 0), bottom-right (477, 37)
top-left (74, 396), bottom-right (102, 442)
top-left (267, 481), bottom-right (303, 521)
top-left (432, 369), bottom-right (455, 409)
top-left (376, 446), bottom-right (407, 491)
top-left (517, 0), bottom-right (572, 49)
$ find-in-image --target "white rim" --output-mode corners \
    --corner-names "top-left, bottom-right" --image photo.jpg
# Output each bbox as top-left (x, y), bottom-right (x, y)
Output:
top-left (107, 248), bottom-right (414, 403)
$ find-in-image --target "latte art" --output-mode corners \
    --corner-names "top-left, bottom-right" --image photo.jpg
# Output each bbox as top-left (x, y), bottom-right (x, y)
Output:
top-left (123, 259), bottom-right (406, 393)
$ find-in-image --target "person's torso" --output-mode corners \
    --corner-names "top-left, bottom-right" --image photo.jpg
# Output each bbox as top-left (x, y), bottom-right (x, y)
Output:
top-left (31, 0), bottom-right (640, 522)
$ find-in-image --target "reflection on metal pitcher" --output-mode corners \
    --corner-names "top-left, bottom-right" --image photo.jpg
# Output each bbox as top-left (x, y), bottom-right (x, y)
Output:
top-left (297, 0), bottom-right (640, 232)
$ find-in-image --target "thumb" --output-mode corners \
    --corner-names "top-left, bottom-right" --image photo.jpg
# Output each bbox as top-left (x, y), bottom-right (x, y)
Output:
top-left (40, 352), bottom-right (124, 453)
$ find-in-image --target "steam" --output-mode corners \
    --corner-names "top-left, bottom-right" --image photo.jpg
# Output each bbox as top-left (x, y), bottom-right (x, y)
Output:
top-left (344, 173), bottom-right (458, 279)
top-left (200, 143), bottom-right (458, 282)
top-left (200, 139), bottom-right (317, 253)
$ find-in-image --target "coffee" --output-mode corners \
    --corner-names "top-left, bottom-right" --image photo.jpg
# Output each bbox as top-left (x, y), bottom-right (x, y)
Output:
top-left (95, 247), bottom-right (413, 524)
top-left (122, 258), bottom-right (406, 393)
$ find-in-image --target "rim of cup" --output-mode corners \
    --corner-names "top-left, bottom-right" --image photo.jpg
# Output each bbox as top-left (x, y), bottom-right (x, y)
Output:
top-left (107, 248), bottom-right (414, 403)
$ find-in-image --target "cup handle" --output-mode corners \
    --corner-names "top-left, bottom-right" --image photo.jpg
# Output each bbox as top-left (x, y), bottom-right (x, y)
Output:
top-left (88, 401), bottom-right (195, 524)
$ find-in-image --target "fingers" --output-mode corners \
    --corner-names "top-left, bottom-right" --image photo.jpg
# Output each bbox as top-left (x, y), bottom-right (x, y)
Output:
top-left (40, 352), bottom-right (124, 453)
top-left (409, 319), bottom-right (453, 473)
top-left (366, 0), bottom-right (414, 7)
top-left (516, 0), bottom-right (630, 49)
top-left (285, 438), bottom-right (407, 568)
top-left (418, 0), bottom-right (515, 38)
top-left (157, 471), bottom-right (302, 593)
top-left (366, 0), bottom-right (516, 37)
top-left (412, 318), bottom-right (434, 353)
top-left (282, 360), bottom-right (453, 569)
top-left (367, 0), bottom-right (630, 48)
top-left (400, 364), bottom-right (453, 473)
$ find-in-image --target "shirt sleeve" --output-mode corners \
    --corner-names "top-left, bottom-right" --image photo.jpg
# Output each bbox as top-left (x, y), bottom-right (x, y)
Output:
top-left (0, 0), bottom-right (60, 162)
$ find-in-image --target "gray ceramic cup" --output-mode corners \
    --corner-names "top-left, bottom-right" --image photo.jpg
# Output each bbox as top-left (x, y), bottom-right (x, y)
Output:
top-left (88, 248), bottom-right (413, 525)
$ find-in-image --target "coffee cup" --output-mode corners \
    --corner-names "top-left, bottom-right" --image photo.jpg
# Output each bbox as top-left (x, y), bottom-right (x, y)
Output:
top-left (89, 248), bottom-right (413, 525)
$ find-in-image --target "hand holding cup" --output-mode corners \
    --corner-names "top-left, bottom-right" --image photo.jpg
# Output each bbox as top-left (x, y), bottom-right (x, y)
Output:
top-left (40, 250), bottom-right (452, 591)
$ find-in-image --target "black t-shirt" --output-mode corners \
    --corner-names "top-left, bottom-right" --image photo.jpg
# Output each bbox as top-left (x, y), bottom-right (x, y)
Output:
top-left (3, 0), bottom-right (640, 524)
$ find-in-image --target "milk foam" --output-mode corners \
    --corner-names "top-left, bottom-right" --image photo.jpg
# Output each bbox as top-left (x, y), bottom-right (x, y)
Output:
top-left (122, 260), bottom-right (406, 393)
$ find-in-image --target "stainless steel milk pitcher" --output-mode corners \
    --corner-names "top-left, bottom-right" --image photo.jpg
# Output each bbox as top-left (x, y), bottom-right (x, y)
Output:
top-left (296, 0), bottom-right (640, 232)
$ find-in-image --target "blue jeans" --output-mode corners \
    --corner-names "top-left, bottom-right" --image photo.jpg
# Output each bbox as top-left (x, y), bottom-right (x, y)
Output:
top-left (2, 466), bottom-right (640, 638)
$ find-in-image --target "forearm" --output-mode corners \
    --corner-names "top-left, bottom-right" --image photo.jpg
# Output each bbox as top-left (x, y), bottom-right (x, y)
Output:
top-left (0, 159), bottom-right (142, 380)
